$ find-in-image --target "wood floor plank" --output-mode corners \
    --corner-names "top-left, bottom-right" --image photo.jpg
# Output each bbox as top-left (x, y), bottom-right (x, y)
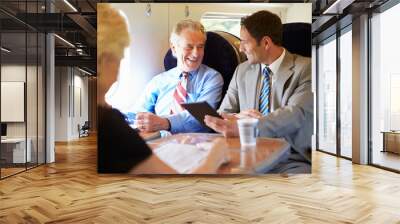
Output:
top-left (0, 135), bottom-right (400, 223)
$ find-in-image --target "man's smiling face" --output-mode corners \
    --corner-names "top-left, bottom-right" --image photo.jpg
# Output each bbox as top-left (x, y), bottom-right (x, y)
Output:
top-left (172, 28), bottom-right (205, 72)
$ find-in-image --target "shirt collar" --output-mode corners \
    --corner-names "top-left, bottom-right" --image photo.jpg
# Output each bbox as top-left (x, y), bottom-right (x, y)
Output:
top-left (261, 48), bottom-right (286, 76)
top-left (176, 66), bottom-right (200, 80)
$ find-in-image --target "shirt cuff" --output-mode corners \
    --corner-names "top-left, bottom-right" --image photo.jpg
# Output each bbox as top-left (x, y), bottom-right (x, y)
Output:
top-left (165, 114), bottom-right (183, 134)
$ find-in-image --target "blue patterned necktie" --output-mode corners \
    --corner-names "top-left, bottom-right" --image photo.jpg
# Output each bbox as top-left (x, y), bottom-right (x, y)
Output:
top-left (259, 66), bottom-right (271, 115)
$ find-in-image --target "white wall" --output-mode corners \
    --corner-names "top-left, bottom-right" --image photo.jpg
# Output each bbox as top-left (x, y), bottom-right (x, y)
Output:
top-left (54, 67), bottom-right (89, 141)
top-left (107, 3), bottom-right (311, 112)
top-left (1, 65), bottom-right (26, 81)
top-left (1, 64), bottom-right (45, 164)
top-left (1, 65), bottom-right (35, 138)
top-left (286, 3), bottom-right (312, 23)
top-left (73, 74), bottom-right (89, 137)
top-left (1, 65), bottom-right (26, 141)
top-left (55, 67), bottom-right (69, 141)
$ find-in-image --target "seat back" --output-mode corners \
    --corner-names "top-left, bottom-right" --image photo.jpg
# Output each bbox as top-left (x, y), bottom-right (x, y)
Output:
top-left (282, 23), bottom-right (311, 58)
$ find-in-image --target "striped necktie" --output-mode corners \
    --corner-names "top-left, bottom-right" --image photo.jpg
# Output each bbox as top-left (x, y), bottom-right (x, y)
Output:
top-left (170, 72), bottom-right (189, 114)
top-left (259, 66), bottom-right (271, 115)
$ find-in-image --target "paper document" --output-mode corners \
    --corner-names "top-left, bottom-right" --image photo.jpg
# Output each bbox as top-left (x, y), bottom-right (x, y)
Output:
top-left (154, 143), bottom-right (212, 174)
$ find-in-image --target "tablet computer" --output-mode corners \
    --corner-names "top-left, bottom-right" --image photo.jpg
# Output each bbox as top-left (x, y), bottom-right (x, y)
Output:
top-left (181, 101), bottom-right (222, 127)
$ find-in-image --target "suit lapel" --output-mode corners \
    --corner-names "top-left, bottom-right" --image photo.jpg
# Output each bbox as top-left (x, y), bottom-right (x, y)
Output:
top-left (245, 64), bottom-right (261, 109)
top-left (273, 51), bottom-right (295, 109)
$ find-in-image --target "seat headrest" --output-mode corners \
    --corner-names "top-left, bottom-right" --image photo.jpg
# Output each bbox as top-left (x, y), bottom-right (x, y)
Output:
top-left (282, 23), bottom-right (311, 57)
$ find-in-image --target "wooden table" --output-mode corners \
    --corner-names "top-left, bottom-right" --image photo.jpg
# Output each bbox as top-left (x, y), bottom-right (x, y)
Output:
top-left (381, 131), bottom-right (400, 154)
top-left (147, 133), bottom-right (290, 174)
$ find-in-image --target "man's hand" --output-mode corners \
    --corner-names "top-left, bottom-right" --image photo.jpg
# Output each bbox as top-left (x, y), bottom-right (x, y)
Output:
top-left (204, 113), bottom-right (239, 137)
top-left (135, 112), bottom-right (170, 132)
top-left (237, 109), bottom-right (263, 119)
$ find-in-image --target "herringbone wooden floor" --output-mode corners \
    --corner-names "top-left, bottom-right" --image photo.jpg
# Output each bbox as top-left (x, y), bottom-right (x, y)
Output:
top-left (1, 135), bottom-right (400, 223)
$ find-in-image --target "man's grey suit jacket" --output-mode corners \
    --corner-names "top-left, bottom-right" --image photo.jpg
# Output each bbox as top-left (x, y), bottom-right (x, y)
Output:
top-left (219, 50), bottom-right (313, 163)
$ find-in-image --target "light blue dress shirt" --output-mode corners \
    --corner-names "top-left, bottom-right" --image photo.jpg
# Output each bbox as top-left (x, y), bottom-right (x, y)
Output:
top-left (132, 64), bottom-right (223, 133)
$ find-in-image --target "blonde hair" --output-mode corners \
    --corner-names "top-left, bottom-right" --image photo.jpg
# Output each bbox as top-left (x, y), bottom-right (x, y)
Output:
top-left (97, 4), bottom-right (130, 59)
top-left (170, 19), bottom-right (206, 46)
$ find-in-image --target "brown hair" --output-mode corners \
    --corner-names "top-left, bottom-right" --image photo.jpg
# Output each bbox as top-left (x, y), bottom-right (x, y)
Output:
top-left (241, 10), bottom-right (282, 46)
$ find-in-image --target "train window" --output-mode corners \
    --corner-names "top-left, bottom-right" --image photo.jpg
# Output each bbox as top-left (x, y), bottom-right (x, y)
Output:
top-left (201, 13), bottom-right (247, 38)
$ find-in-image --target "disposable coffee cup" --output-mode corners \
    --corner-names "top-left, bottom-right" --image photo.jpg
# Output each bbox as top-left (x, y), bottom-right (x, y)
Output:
top-left (237, 118), bottom-right (258, 146)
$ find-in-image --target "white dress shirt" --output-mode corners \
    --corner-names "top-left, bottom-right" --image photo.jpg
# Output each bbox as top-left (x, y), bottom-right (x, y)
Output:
top-left (258, 49), bottom-right (286, 112)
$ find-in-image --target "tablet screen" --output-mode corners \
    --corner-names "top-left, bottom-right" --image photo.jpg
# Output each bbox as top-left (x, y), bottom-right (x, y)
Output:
top-left (181, 102), bottom-right (222, 127)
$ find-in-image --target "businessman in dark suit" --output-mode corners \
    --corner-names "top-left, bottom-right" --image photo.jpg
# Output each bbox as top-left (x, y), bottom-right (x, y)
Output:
top-left (205, 10), bottom-right (313, 173)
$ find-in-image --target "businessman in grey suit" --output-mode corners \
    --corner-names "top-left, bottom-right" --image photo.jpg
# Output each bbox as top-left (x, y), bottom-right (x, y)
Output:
top-left (204, 10), bottom-right (313, 173)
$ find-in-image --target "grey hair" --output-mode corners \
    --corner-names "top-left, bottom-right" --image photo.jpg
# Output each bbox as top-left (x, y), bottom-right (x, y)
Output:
top-left (170, 19), bottom-right (207, 46)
